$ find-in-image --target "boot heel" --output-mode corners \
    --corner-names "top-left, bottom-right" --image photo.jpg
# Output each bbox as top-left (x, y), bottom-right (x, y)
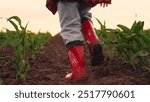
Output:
top-left (91, 43), bottom-right (105, 66)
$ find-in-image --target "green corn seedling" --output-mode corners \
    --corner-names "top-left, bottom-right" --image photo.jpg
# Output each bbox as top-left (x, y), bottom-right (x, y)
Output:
top-left (1, 16), bottom-right (51, 82)
top-left (7, 16), bottom-right (30, 81)
top-left (95, 18), bottom-right (150, 73)
top-left (27, 31), bottom-right (51, 59)
top-left (117, 21), bottom-right (150, 67)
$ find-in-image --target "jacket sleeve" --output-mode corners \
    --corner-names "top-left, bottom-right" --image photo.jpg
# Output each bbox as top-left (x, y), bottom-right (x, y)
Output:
top-left (81, 0), bottom-right (111, 5)
top-left (46, 0), bottom-right (58, 15)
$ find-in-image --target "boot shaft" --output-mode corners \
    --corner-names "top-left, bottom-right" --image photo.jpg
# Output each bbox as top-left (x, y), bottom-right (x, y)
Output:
top-left (81, 18), bottom-right (99, 46)
top-left (81, 18), bottom-right (105, 66)
top-left (68, 45), bottom-right (85, 69)
top-left (66, 45), bottom-right (86, 80)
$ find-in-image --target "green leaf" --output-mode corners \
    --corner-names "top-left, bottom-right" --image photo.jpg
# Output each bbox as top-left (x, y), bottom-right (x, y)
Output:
top-left (95, 17), bottom-right (103, 28)
top-left (95, 17), bottom-right (106, 30)
top-left (117, 32), bottom-right (127, 42)
top-left (131, 21), bottom-right (137, 32)
top-left (24, 21), bottom-right (29, 30)
top-left (138, 33), bottom-right (150, 47)
top-left (8, 16), bottom-right (22, 27)
top-left (116, 43), bottom-right (131, 49)
top-left (117, 24), bottom-right (130, 33)
top-left (6, 29), bottom-right (19, 46)
top-left (137, 51), bottom-right (149, 57)
top-left (7, 19), bottom-right (19, 32)
top-left (127, 33), bottom-right (136, 39)
top-left (131, 50), bottom-right (149, 64)
top-left (133, 21), bottom-right (144, 33)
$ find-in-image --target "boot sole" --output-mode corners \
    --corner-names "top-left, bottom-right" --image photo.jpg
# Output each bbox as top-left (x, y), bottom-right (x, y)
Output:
top-left (65, 75), bottom-right (87, 81)
top-left (65, 72), bottom-right (87, 81)
top-left (91, 43), bottom-right (105, 66)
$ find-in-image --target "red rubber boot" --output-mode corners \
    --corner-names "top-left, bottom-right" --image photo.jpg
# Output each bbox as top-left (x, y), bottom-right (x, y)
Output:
top-left (65, 45), bottom-right (86, 80)
top-left (81, 18), bottom-right (105, 66)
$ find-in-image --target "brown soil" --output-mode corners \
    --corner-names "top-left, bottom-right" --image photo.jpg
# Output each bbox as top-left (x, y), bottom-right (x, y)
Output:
top-left (0, 35), bottom-right (150, 85)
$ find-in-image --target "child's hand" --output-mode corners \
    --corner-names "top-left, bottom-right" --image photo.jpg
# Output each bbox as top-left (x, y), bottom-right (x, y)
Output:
top-left (100, 3), bottom-right (108, 8)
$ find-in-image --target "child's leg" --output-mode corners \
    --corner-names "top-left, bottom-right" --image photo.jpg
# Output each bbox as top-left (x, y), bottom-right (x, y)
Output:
top-left (78, 3), bottom-right (93, 20)
top-left (57, 1), bottom-right (84, 47)
top-left (57, 1), bottom-right (86, 80)
top-left (79, 3), bottom-right (105, 66)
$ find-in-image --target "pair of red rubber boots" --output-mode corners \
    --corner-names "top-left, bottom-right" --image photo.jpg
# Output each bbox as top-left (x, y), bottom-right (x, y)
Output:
top-left (65, 18), bottom-right (105, 80)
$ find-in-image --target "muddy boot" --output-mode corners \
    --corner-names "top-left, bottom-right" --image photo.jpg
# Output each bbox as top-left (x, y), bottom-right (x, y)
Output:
top-left (81, 18), bottom-right (105, 66)
top-left (65, 44), bottom-right (86, 80)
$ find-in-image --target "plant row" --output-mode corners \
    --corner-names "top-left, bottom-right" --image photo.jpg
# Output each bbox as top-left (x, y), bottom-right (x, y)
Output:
top-left (95, 18), bottom-right (150, 74)
top-left (0, 16), bottom-right (51, 82)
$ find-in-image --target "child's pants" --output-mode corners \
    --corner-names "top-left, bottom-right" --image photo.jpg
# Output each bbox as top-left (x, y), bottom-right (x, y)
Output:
top-left (57, 1), bottom-right (93, 46)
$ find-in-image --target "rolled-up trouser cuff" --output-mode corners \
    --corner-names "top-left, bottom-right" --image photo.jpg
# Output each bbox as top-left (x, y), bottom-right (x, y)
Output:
top-left (66, 40), bottom-right (84, 49)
